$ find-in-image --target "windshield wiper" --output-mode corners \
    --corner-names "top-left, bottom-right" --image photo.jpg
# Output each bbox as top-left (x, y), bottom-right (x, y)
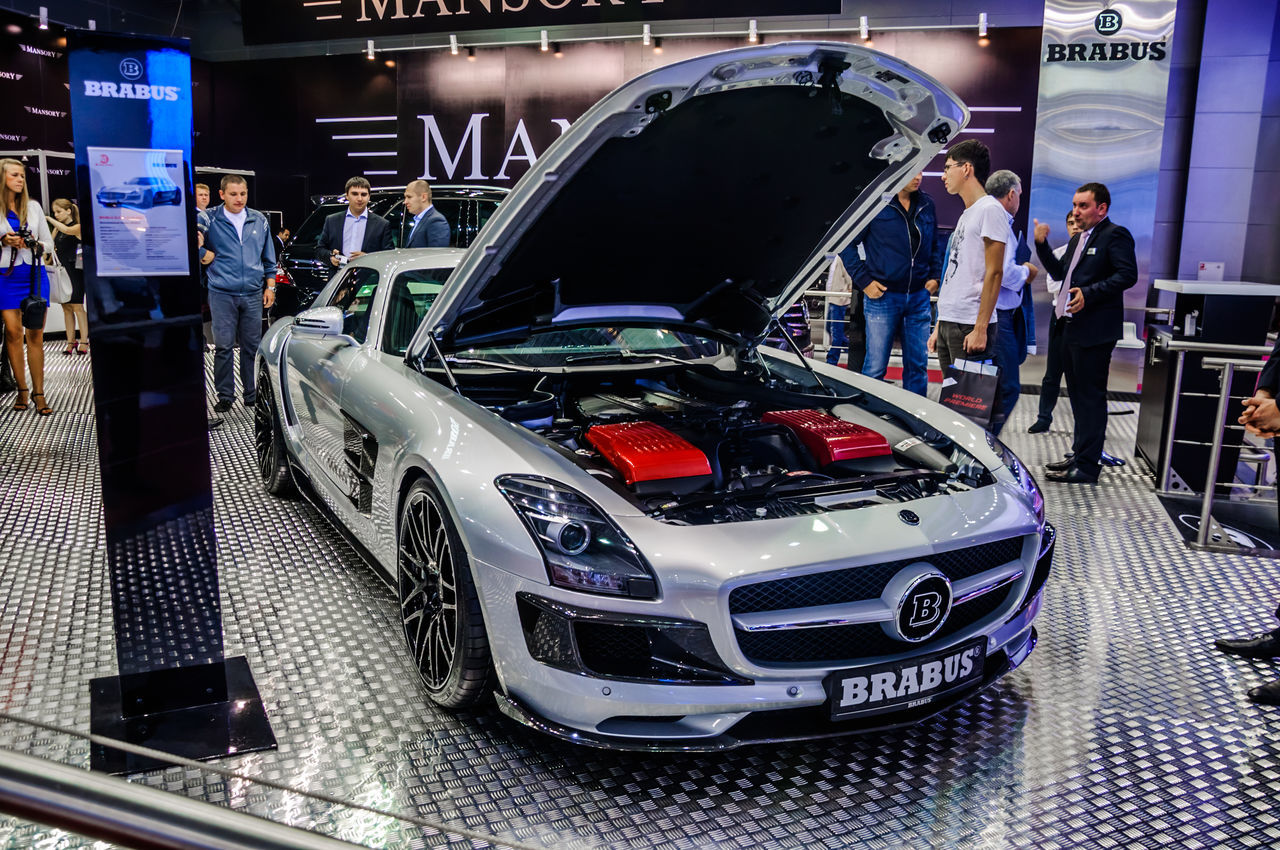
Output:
top-left (564, 349), bottom-right (692, 366)
top-left (444, 357), bottom-right (545, 373)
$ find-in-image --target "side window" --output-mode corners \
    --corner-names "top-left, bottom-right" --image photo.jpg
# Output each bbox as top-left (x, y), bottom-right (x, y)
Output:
top-left (382, 268), bottom-right (453, 355)
top-left (383, 201), bottom-right (407, 248)
top-left (328, 266), bottom-right (380, 343)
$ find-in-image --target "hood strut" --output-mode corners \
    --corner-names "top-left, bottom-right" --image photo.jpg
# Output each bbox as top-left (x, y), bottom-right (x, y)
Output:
top-left (767, 314), bottom-right (835, 397)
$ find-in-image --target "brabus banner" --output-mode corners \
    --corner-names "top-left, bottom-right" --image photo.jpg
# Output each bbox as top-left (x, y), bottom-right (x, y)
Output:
top-left (242, 0), bottom-right (840, 45)
top-left (1027, 0), bottom-right (1178, 378)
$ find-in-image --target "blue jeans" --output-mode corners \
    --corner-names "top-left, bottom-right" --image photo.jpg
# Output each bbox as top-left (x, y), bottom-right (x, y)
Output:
top-left (862, 288), bottom-right (932, 396)
top-left (825, 303), bottom-right (848, 365)
top-left (991, 307), bottom-right (1027, 435)
top-left (209, 289), bottom-right (263, 403)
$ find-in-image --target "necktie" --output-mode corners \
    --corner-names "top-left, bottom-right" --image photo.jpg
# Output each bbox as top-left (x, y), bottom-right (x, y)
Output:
top-left (1055, 233), bottom-right (1089, 319)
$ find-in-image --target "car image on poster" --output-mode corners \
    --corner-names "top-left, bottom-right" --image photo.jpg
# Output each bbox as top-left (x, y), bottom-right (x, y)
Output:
top-left (87, 146), bottom-right (189, 277)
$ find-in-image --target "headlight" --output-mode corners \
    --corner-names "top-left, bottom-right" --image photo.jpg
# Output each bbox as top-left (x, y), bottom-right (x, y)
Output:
top-left (986, 433), bottom-right (1044, 525)
top-left (497, 475), bottom-right (659, 599)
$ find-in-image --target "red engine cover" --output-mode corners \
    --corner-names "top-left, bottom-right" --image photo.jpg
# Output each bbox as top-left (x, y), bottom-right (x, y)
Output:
top-left (761, 409), bottom-right (892, 465)
top-left (585, 422), bottom-right (712, 485)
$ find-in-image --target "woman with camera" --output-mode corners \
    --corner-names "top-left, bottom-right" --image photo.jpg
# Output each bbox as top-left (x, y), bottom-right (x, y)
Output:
top-left (47, 198), bottom-right (86, 356)
top-left (0, 158), bottom-right (53, 415)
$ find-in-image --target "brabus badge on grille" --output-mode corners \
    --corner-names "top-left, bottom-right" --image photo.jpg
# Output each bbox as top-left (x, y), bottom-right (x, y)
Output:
top-left (899, 509), bottom-right (920, 526)
top-left (882, 567), bottom-right (954, 643)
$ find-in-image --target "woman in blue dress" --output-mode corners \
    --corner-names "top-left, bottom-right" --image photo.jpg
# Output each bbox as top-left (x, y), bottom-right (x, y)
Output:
top-left (0, 158), bottom-right (53, 415)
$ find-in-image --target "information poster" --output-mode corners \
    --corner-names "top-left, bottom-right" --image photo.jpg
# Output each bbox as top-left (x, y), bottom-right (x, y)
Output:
top-left (86, 146), bottom-right (190, 277)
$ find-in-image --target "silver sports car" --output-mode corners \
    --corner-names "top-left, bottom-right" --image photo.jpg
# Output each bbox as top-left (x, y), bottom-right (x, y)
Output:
top-left (256, 42), bottom-right (1053, 750)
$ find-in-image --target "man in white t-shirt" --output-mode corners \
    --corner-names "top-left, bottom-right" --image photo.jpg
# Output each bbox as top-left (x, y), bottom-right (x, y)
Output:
top-left (927, 140), bottom-right (1006, 372)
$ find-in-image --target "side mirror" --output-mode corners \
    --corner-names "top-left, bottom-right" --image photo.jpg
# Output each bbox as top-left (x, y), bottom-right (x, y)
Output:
top-left (293, 306), bottom-right (345, 336)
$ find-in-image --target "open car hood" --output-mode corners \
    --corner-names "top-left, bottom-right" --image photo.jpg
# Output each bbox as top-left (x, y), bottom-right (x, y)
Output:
top-left (411, 42), bottom-right (967, 355)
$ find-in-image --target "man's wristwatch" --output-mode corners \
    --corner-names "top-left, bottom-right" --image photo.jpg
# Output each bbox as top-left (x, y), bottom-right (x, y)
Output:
top-left (266, 284), bottom-right (277, 291)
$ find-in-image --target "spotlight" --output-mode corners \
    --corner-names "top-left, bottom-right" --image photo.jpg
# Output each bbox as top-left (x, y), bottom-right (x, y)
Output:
top-left (978, 12), bottom-right (988, 38)
top-left (652, 37), bottom-right (663, 55)
top-left (642, 23), bottom-right (651, 46)
top-left (859, 16), bottom-right (869, 41)
top-left (385, 59), bottom-right (395, 68)
top-left (449, 34), bottom-right (458, 55)
top-left (977, 37), bottom-right (990, 48)
top-left (540, 30), bottom-right (548, 52)
top-left (38, 6), bottom-right (48, 30)
top-left (553, 42), bottom-right (563, 58)
top-left (748, 19), bottom-right (758, 43)
top-left (366, 39), bottom-right (375, 60)
top-left (87, 18), bottom-right (96, 30)
top-left (467, 46), bottom-right (476, 61)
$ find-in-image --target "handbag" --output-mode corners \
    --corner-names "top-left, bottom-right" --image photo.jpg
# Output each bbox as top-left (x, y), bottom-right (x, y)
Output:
top-left (939, 359), bottom-right (1000, 429)
top-left (47, 248), bottom-right (73, 304)
top-left (20, 253), bottom-right (48, 331)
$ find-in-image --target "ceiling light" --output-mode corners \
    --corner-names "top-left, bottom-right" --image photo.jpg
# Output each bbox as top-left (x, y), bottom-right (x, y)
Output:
top-left (467, 46), bottom-right (476, 61)
top-left (366, 39), bottom-right (375, 60)
top-left (449, 34), bottom-right (458, 55)
top-left (552, 42), bottom-right (562, 57)
top-left (979, 12), bottom-right (988, 38)
top-left (540, 30), bottom-right (548, 52)
top-left (384, 59), bottom-right (395, 68)
top-left (38, 6), bottom-right (48, 30)
top-left (748, 19), bottom-right (758, 43)
top-left (652, 37), bottom-right (663, 55)
top-left (642, 23), bottom-right (651, 46)
top-left (859, 16), bottom-right (869, 41)
top-left (88, 19), bottom-right (96, 30)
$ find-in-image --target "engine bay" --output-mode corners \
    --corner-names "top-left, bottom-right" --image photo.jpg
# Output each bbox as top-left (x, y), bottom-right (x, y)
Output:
top-left (449, 363), bottom-right (994, 526)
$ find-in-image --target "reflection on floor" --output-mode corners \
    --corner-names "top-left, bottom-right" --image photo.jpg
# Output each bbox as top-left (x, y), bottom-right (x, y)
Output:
top-left (1, 346), bottom-right (1278, 849)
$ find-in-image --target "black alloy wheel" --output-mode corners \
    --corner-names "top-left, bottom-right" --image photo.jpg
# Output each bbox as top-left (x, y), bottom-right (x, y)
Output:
top-left (398, 478), bottom-right (492, 708)
top-left (254, 368), bottom-right (297, 497)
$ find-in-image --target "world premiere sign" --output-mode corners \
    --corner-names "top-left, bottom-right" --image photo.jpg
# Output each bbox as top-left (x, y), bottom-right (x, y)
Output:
top-left (242, 0), bottom-right (840, 45)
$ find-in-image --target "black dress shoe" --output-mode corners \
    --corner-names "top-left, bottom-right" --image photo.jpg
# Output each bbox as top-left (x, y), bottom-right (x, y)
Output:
top-left (1027, 418), bottom-right (1051, 434)
top-left (1044, 465), bottom-right (1098, 484)
top-left (213, 398), bottom-right (233, 413)
top-left (1045, 457), bottom-right (1075, 472)
top-left (1248, 677), bottom-right (1280, 705)
top-left (1215, 629), bottom-right (1280, 659)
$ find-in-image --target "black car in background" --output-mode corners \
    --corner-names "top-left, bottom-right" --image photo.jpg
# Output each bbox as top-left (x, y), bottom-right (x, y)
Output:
top-left (273, 185), bottom-right (508, 316)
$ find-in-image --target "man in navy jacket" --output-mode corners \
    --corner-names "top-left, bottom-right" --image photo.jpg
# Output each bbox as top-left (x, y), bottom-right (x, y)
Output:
top-left (401, 180), bottom-right (451, 248)
top-left (840, 172), bottom-right (943, 395)
top-left (197, 175), bottom-right (276, 413)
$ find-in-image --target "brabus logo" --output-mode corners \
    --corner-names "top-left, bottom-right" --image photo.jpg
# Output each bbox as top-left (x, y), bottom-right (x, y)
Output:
top-left (908, 592), bottom-right (944, 628)
top-left (1094, 9), bottom-right (1123, 36)
top-left (120, 58), bottom-right (144, 80)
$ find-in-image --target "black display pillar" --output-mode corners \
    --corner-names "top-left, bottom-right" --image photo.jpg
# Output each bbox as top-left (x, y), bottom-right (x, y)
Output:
top-left (68, 31), bottom-right (275, 774)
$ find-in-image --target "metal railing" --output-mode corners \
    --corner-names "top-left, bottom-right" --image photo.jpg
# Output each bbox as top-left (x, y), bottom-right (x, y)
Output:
top-left (1191, 356), bottom-right (1273, 551)
top-left (1150, 337), bottom-right (1274, 495)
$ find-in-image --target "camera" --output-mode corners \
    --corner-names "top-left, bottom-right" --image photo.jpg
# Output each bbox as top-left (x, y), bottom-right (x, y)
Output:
top-left (13, 227), bottom-right (41, 258)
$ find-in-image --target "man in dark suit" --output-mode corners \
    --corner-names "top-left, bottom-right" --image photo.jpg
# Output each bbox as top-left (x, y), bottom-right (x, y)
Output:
top-left (315, 176), bottom-right (393, 276)
top-left (1214, 341), bottom-right (1280, 706)
top-left (401, 180), bottom-right (451, 249)
top-left (1032, 182), bottom-right (1138, 483)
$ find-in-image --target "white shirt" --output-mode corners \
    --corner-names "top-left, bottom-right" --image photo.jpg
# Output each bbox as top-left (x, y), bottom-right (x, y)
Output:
top-left (342, 209), bottom-right (368, 256)
top-left (224, 207), bottom-right (248, 241)
top-left (995, 210), bottom-right (1029, 311)
top-left (937, 194), bottom-right (1009, 325)
top-left (1046, 243), bottom-right (1069, 296)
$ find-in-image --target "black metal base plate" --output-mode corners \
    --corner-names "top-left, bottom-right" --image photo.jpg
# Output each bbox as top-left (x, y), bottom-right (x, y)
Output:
top-left (89, 656), bottom-right (276, 775)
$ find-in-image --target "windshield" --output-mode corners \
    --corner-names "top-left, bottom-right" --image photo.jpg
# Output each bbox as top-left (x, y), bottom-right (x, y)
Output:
top-left (449, 327), bottom-right (725, 368)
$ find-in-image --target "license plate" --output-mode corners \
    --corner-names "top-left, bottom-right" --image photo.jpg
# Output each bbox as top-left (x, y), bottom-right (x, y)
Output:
top-left (826, 639), bottom-right (986, 720)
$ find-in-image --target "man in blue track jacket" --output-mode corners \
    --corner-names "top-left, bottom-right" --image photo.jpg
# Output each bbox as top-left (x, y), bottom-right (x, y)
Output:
top-left (197, 174), bottom-right (276, 413)
top-left (840, 172), bottom-right (944, 396)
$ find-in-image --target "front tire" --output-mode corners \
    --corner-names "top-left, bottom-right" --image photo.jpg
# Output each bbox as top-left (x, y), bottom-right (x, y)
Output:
top-left (398, 478), bottom-right (492, 709)
top-left (254, 368), bottom-right (297, 497)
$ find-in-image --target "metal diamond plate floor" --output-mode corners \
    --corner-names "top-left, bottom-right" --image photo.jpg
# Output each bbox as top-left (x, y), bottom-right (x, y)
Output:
top-left (1, 346), bottom-right (1278, 849)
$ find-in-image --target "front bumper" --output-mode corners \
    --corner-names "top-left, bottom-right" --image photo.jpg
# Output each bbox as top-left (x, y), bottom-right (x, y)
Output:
top-left (494, 624), bottom-right (1038, 752)
top-left (486, 522), bottom-right (1054, 749)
